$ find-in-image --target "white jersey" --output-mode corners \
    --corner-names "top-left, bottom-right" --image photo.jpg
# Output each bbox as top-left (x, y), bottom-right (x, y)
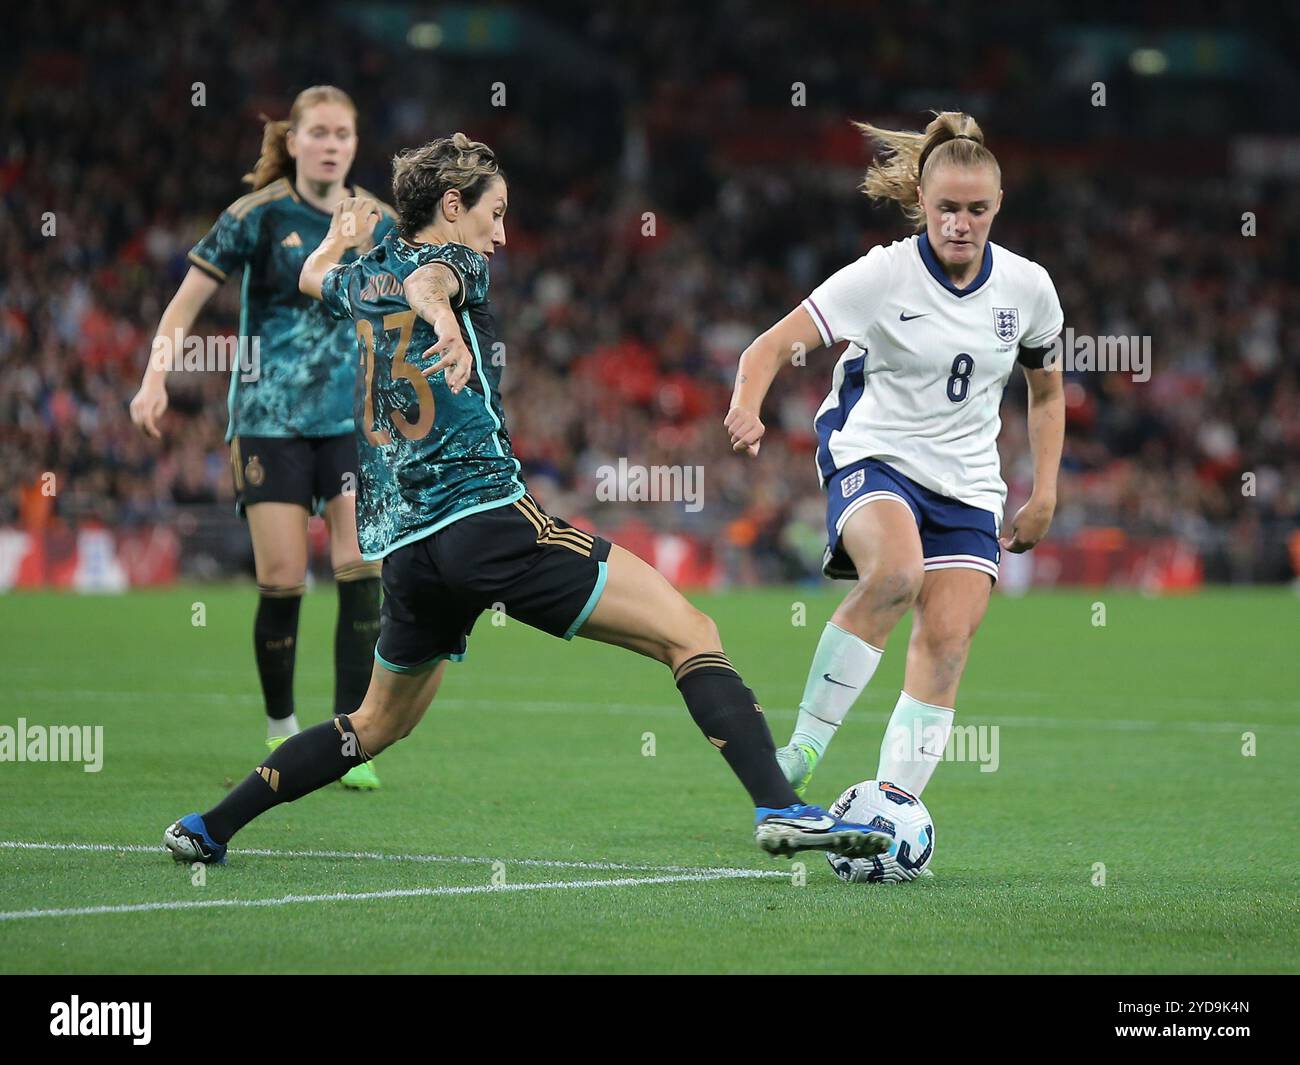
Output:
top-left (802, 233), bottom-right (1063, 522)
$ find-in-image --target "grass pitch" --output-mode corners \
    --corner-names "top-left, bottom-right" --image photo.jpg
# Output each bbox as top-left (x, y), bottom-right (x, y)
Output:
top-left (1, 585), bottom-right (1296, 973)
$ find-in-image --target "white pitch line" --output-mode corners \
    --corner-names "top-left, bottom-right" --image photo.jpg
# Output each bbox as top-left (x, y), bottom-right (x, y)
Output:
top-left (0, 870), bottom-right (782, 922)
top-left (9, 688), bottom-right (1299, 732)
top-left (0, 840), bottom-right (784, 878)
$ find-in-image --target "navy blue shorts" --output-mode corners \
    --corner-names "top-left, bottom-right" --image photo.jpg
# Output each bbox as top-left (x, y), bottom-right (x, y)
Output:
top-left (823, 458), bottom-right (1000, 583)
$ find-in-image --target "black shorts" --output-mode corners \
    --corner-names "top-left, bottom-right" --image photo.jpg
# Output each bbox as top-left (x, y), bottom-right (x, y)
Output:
top-left (376, 494), bottom-right (613, 673)
top-left (229, 433), bottom-right (358, 515)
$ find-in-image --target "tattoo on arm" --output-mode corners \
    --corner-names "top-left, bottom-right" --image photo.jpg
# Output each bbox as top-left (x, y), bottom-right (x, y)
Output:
top-left (404, 263), bottom-right (461, 323)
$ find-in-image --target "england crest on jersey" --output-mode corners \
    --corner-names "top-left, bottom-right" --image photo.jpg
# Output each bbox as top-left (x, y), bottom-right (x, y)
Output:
top-left (993, 307), bottom-right (1020, 343)
top-left (841, 469), bottom-right (865, 498)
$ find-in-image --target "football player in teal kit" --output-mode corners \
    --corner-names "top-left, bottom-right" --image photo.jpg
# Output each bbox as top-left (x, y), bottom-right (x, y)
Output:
top-left (131, 86), bottom-right (392, 789)
top-left (164, 133), bottom-right (891, 864)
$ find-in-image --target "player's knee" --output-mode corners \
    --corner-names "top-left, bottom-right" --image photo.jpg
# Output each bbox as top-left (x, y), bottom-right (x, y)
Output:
top-left (334, 559), bottom-right (380, 583)
top-left (916, 625), bottom-right (972, 671)
top-left (661, 604), bottom-right (720, 665)
top-left (331, 548), bottom-right (365, 572)
top-left (328, 526), bottom-right (366, 571)
top-left (350, 700), bottom-right (411, 752)
top-left (257, 578), bottom-right (305, 600)
top-left (257, 565), bottom-right (306, 592)
top-left (354, 717), bottom-right (402, 754)
top-left (883, 565), bottom-right (925, 607)
top-left (693, 609), bottom-right (722, 652)
top-left (855, 562), bottom-right (923, 614)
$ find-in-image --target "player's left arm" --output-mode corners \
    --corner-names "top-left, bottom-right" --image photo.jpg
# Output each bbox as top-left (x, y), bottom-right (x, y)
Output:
top-left (299, 196), bottom-right (382, 300)
top-left (1001, 364), bottom-right (1064, 553)
top-left (405, 263), bottom-right (474, 395)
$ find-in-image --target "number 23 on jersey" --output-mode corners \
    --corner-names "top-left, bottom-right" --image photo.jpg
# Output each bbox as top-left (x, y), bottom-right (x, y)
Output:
top-left (356, 310), bottom-right (437, 445)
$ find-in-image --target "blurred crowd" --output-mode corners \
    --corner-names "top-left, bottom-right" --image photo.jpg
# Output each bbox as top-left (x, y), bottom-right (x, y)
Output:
top-left (3, 1), bottom-right (1297, 582)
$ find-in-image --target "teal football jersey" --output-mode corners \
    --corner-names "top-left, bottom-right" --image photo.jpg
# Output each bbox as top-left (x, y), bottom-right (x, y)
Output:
top-left (320, 231), bottom-right (525, 559)
top-left (188, 177), bottom-right (396, 440)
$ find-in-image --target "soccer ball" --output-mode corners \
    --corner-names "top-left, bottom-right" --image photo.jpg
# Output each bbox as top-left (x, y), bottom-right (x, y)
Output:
top-left (826, 779), bottom-right (934, 883)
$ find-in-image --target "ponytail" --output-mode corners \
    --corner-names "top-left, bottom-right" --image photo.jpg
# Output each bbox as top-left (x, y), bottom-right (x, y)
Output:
top-left (243, 117), bottom-right (294, 190)
top-left (855, 111), bottom-right (1000, 229)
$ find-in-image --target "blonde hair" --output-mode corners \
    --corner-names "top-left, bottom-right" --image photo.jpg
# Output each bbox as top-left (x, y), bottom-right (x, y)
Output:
top-left (242, 85), bottom-right (357, 190)
top-left (855, 111), bottom-right (1000, 230)
top-left (391, 132), bottom-right (504, 237)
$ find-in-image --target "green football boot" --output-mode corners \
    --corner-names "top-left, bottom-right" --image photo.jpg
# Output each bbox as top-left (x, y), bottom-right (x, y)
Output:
top-left (340, 760), bottom-right (381, 790)
top-left (775, 742), bottom-right (819, 799)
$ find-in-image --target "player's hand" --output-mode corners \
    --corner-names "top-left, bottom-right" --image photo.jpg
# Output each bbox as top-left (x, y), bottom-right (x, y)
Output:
top-left (999, 493), bottom-right (1056, 553)
top-left (328, 196), bottom-right (382, 250)
top-left (725, 406), bottom-right (764, 457)
top-left (421, 328), bottom-right (474, 395)
top-left (129, 383), bottom-right (168, 440)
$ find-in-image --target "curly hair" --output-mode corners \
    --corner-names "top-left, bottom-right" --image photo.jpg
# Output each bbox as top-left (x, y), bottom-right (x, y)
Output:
top-left (390, 133), bottom-right (504, 238)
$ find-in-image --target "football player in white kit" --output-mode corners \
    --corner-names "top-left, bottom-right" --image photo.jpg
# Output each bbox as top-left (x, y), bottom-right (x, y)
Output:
top-left (725, 112), bottom-right (1065, 806)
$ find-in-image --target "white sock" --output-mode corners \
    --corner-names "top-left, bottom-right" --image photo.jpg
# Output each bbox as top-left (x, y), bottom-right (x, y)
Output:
top-left (789, 622), bottom-right (884, 759)
top-left (267, 714), bottom-right (300, 741)
top-left (875, 691), bottom-right (954, 798)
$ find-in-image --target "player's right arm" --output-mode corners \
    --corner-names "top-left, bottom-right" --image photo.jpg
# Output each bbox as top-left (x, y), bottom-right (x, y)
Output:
top-left (299, 196), bottom-right (382, 300)
top-left (133, 190), bottom-right (276, 440)
top-left (129, 267), bottom-right (221, 439)
top-left (725, 307), bottom-right (825, 456)
top-left (727, 247), bottom-right (887, 457)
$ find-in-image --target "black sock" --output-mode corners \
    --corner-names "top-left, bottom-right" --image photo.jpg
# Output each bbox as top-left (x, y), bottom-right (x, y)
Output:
top-left (254, 585), bottom-right (303, 721)
top-left (203, 715), bottom-right (370, 843)
top-left (333, 567), bottom-right (381, 716)
top-left (673, 652), bottom-right (800, 810)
